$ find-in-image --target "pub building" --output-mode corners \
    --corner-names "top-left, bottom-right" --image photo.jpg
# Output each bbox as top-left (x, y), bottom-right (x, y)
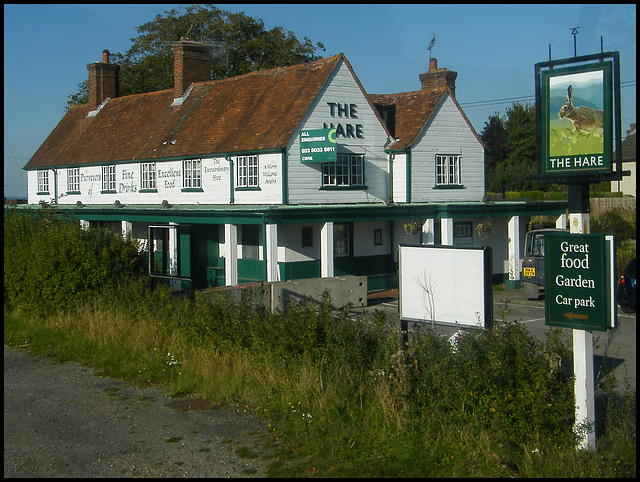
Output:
top-left (22, 40), bottom-right (566, 293)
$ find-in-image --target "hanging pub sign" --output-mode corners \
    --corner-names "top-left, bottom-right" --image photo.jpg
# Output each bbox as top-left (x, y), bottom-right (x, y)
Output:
top-left (300, 128), bottom-right (337, 163)
top-left (535, 52), bottom-right (620, 181)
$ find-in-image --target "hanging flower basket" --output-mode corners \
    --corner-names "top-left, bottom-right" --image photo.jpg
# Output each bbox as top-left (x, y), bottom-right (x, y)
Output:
top-left (476, 219), bottom-right (493, 239)
top-left (404, 220), bottom-right (422, 236)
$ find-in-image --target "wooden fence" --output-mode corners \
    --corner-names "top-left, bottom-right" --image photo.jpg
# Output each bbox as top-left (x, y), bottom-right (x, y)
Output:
top-left (590, 196), bottom-right (636, 217)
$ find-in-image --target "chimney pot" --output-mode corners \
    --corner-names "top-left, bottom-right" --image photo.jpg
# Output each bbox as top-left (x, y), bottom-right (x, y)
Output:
top-left (103, 50), bottom-right (110, 63)
top-left (429, 57), bottom-right (438, 71)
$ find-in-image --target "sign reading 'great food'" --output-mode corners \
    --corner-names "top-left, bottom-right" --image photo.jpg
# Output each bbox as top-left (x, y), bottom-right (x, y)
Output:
top-left (544, 232), bottom-right (615, 331)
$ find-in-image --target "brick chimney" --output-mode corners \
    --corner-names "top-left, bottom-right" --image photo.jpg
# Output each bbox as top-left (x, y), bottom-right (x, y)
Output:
top-left (87, 50), bottom-right (119, 110)
top-left (419, 58), bottom-right (457, 98)
top-left (173, 39), bottom-right (213, 99)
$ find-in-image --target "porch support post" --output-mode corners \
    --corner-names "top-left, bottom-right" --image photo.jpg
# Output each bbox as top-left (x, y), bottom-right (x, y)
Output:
top-left (167, 222), bottom-right (180, 291)
top-left (168, 222), bottom-right (178, 277)
top-left (441, 218), bottom-right (454, 246)
top-left (421, 219), bottom-right (435, 245)
top-left (224, 223), bottom-right (238, 286)
top-left (122, 220), bottom-right (132, 239)
top-left (265, 223), bottom-right (279, 282)
top-left (320, 222), bottom-right (334, 278)
top-left (506, 215), bottom-right (521, 289)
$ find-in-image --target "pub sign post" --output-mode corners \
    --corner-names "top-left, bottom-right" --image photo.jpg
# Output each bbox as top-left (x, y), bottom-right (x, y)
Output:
top-left (534, 50), bottom-right (623, 452)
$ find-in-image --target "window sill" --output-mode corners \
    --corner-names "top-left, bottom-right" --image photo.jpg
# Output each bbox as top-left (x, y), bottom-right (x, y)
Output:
top-left (139, 189), bottom-right (158, 193)
top-left (36, 191), bottom-right (50, 196)
top-left (101, 190), bottom-right (117, 194)
top-left (320, 185), bottom-right (368, 191)
top-left (433, 184), bottom-right (466, 190)
top-left (235, 186), bottom-right (261, 191)
top-left (66, 191), bottom-right (81, 195)
top-left (181, 188), bottom-right (203, 193)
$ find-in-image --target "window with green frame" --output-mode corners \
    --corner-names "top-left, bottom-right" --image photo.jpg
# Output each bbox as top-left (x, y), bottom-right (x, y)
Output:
top-left (322, 154), bottom-right (364, 187)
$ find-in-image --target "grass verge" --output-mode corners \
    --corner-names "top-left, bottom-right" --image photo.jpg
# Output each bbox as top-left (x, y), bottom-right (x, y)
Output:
top-left (4, 292), bottom-right (636, 478)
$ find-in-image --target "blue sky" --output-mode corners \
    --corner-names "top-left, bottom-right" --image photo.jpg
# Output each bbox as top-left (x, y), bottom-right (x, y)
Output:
top-left (4, 4), bottom-right (636, 199)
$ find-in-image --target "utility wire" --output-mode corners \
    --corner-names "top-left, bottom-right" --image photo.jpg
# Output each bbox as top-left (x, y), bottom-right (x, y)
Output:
top-left (460, 95), bottom-right (535, 108)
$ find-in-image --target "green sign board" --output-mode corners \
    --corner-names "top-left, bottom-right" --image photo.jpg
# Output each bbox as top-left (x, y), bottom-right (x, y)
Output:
top-left (300, 128), bottom-right (337, 163)
top-left (536, 57), bottom-right (615, 180)
top-left (544, 233), bottom-right (615, 331)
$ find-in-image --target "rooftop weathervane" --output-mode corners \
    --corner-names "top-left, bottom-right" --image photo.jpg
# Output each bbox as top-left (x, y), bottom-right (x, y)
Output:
top-left (428, 34), bottom-right (436, 60)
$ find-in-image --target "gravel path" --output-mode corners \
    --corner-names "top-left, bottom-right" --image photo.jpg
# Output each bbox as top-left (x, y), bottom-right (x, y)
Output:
top-left (4, 345), bottom-right (275, 478)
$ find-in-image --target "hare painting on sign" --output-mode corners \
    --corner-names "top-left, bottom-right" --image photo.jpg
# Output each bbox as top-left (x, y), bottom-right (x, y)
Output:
top-left (558, 85), bottom-right (604, 135)
top-left (548, 69), bottom-right (605, 158)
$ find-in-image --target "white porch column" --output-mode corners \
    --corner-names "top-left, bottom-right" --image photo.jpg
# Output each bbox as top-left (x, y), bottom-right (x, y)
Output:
top-left (122, 220), bottom-right (132, 239)
top-left (265, 223), bottom-right (279, 282)
top-left (421, 219), bottom-right (435, 245)
top-left (320, 222), bottom-right (334, 278)
top-left (440, 218), bottom-right (454, 246)
top-left (224, 224), bottom-right (238, 286)
top-left (167, 222), bottom-right (181, 291)
top-left (507, 215), bottom-right (521, 289)
top-left (168, 222), bottom-right (179, 277)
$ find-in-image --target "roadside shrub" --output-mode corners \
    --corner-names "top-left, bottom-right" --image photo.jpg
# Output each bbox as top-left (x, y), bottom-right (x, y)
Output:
top-left (591, 207), bottom-right (636, 244)
top-left (4, 207), bottom-right (146, 317)
top-left (406, 323), bottom-right (574, 450)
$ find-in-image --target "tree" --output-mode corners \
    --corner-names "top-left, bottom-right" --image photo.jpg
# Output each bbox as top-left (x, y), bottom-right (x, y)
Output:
top-left (67, 5), bottom-right (325, 107)
top-left (481, 103), bottom-right (539, 193)
top-left (480, 112), bottom-right (507, 176)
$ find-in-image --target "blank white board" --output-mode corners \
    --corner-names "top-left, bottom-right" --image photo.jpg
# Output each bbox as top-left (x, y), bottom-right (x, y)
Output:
top-left (398, 245), bottom-right (492, 329)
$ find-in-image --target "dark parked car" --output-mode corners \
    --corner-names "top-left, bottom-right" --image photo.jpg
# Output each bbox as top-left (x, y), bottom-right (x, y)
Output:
top-left (617, 257), bottom-right (636, 312)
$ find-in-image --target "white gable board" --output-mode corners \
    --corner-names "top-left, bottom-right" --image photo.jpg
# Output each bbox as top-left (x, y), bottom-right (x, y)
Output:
top-left (398, 244), bottom-right (493, 329)
top-left (287, 59), bottom-right (390, 204)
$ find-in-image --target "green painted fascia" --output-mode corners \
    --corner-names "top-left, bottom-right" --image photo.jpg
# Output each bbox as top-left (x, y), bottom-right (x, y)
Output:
top-left (13, 199), bottom-right (568, 225)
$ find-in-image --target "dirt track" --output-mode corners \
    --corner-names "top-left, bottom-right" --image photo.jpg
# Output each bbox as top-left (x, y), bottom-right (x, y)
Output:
top-left (4, 345), bottom-right (274, 477)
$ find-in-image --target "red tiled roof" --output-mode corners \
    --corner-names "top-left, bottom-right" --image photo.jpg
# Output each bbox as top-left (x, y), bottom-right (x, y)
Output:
top-left (369, 88), bottom-right (448, 150)
top-left (25, 54), bottom-right (344, 169)
top-left (370, 87), bottom-right (484, 150)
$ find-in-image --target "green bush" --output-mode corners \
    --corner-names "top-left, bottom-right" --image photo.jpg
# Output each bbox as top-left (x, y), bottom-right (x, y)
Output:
top-left (590, 208), bottom-right (636, 244)
top-left (4, 206), bottom-right (146, 317)
top-left (405, 323), bottom-right (574, 452)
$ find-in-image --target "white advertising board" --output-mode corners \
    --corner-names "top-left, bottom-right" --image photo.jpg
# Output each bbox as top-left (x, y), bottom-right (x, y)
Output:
top-left (398, 245), bottom-right (493, 329)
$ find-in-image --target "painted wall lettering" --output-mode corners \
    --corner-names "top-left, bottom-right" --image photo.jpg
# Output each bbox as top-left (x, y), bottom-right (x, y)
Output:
top-left (325, 102), bottom-right (364, 139)
top-left (262, 162), bottom-right (279, 185)
top-left (204, 159), bottom-right (229, 182)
